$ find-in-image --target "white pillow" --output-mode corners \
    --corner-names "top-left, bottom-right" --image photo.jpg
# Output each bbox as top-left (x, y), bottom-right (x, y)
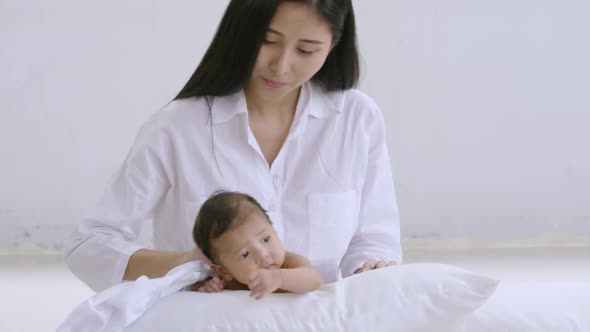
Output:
top-left (125, 263), bottom-right (498, 332)
top-left (460, 282), bottom-right (590, 332)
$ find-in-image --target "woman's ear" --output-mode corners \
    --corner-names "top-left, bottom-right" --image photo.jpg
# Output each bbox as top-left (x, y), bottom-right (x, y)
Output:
top-left (211, 264), bottom-right (233, 281)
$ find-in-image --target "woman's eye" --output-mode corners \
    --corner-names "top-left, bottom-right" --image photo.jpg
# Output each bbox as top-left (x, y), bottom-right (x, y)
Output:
top-left (241, 251), bottom-right (249, 259)
top-left (263, 39), bottom-right (277, 44)
top-left (263, 236), bottom-right (271, 243)
top-left (298, 49), bottom-right (315, 55)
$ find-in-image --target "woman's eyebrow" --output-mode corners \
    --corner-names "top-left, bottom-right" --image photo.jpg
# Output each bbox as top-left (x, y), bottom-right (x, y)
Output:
top-left (267, 28), bottom-right (325, 44)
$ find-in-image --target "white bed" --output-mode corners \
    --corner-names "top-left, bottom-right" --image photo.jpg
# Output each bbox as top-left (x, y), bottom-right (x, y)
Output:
top-left (58, 262), bottom-right (590, 332)
top-left (123, 264), bottom-right (590, 332)
top-left (460, 282), bottom-right (590, 331)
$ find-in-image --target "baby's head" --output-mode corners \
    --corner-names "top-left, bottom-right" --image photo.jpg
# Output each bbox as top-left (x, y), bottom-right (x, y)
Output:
top-left (193, 191), bottom-right (286, 284)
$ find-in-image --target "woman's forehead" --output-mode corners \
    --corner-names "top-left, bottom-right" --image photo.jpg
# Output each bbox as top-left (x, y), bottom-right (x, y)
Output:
top-left (269, 2), bottom-right (332, 41)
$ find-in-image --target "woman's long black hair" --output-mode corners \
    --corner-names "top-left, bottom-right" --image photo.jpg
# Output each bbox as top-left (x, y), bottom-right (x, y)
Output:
top-left (174, 0), bottom-right (359, 100)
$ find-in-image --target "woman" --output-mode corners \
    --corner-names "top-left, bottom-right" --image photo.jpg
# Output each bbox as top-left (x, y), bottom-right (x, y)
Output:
top-left (65, 0), bottom-right (402, 292)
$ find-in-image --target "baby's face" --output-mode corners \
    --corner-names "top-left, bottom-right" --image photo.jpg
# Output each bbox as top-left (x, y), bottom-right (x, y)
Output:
top-left (212, 209), bottom-right (286, 285)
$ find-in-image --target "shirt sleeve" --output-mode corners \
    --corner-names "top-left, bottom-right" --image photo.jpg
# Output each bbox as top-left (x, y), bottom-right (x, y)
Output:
top-left (339, 102), bottom-right (403, 278)
top-left (64, 119), bottom-right (171, 292)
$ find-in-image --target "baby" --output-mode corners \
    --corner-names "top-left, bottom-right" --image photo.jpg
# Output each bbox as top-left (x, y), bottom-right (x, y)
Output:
top-left (192, 191), bottom-right (322, 299)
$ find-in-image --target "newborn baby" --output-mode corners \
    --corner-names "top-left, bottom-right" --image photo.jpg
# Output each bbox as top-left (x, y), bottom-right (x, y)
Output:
top-left (192, 191), bottom-right (322, 299)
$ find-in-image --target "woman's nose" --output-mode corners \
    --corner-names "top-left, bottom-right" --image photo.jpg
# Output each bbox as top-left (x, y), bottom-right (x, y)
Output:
top-left (269, 49), bottom-right (290, 76)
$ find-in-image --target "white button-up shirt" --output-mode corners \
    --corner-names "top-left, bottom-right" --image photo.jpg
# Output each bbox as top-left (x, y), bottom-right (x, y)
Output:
top-left (64, 82), bottom-right (402, 292)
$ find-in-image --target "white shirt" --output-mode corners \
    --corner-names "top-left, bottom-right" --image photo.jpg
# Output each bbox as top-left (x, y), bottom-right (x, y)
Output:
top-left (64, 82), bottom-right (402, 292)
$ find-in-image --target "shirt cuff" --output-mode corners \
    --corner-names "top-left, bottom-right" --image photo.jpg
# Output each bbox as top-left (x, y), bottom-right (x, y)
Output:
top-left (340, 251), bottom-right (403, 278)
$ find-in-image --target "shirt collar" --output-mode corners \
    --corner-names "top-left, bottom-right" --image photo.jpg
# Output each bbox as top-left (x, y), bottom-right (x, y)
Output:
top-left (209, 90), bottom-right (248, 125)
top-left (306, 82), bottom-right (345, 119)
top-left (209, 81), bottom-right (345, 125)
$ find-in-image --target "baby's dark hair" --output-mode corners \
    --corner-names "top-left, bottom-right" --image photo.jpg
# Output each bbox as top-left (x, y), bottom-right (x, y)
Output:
top-left (192, 191), bottom-right (270, 261)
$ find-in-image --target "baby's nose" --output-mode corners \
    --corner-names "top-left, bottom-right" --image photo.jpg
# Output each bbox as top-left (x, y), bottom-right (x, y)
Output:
top-left (256, 252), bottom-right (270, 266)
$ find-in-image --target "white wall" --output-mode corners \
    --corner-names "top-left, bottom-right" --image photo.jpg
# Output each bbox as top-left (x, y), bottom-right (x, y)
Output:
top-left (1, 0), bottom-right (588, 250)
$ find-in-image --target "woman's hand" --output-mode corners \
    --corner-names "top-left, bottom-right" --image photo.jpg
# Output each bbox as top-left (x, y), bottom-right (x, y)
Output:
top-left (190, 276), bottom-right (247, 292)
top-left (194, 276), bottom-right (225, 293)
top-left (183, 247), bottom-right (216, 291)
top-left (181, 247), bottom-right (213, 266)
top-left (248, 269), bottom-right (282, 300)
top-left (352, 259), bottom-right (396, 275)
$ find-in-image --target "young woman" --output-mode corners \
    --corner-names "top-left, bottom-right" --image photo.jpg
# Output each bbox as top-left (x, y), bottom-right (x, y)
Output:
top-left (65, 0), bottom-right (402, 292)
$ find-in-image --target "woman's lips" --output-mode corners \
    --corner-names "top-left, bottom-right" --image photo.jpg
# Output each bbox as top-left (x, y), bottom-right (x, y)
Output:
top-left (263, 78), bottom-right (286, 89)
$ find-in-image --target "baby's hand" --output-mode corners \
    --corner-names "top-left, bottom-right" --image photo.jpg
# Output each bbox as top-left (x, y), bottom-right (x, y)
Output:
top-left (196, 276), bottom-right (225, 293)
top-left (248, 269), bottom-right (282, 300)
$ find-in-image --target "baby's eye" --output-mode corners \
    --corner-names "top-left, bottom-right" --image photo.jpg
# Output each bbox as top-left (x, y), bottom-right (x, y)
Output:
top-left (263, 236), bottom-right (271, 243)
top-left (241, 251), bottom-right (250, 259)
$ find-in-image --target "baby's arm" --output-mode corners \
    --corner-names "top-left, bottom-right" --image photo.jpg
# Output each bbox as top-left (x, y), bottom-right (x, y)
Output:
top-left (248, 251), bottom-right (321, 299)
top-left (276, 251), bottom-right (322, 293)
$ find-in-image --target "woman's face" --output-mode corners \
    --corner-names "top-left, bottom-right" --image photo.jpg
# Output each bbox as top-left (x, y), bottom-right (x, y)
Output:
top-left (246, 2), bottom-right (334, 101)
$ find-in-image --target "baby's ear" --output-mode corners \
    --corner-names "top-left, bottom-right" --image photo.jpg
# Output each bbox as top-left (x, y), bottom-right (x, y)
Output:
top-left (211, 264), bottom-right (233, 281)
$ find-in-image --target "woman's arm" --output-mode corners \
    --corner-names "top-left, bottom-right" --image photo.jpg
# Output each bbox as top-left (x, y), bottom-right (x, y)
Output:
top-left (64, 114), bottom-right (176, 291)
top-left (64, 159), bottom-right (171, 291)
top-left (124, 249), bottom-right (187, 281)
top-left (339, 100), bottom-right (403, 277)
top-left (124, 247), bottom-right (210, 280)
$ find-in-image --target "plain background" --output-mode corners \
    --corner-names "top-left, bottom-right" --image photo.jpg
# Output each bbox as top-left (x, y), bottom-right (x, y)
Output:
top-left (1, 0), bottom-right (589, 251)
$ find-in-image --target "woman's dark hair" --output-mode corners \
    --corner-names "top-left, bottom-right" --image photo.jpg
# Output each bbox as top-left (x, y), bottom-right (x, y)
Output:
top-left (174, 0), bottom-right (359, 100)
top-left (193, 191), bottom-right (270, 261)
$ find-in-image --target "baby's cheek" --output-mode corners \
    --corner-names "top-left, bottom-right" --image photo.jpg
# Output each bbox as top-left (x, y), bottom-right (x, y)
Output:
top-left (231, 265), bottom-right (255, 285)
top-left (274, 249), bottom-right (286, 267)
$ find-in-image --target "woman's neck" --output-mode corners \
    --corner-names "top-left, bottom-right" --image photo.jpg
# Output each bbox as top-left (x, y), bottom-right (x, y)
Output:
top-left (245, 87), bottom-right (301, 118)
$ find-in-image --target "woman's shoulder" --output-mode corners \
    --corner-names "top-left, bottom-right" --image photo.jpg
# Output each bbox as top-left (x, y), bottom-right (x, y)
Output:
top-left (128, 97), bottom-right (211, 151)
top-left (311, 83), bottom-right (381, 117)
top-left (310, 87), bottom-right (383, 131)
top-left (341, 88), bottom-right (381, 112)
top-left (151, 97), bottom-right (211, 129)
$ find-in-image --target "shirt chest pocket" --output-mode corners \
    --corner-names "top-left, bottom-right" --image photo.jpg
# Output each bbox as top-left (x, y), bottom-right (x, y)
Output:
top-left (307, 190), bottom-right (358, 271)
